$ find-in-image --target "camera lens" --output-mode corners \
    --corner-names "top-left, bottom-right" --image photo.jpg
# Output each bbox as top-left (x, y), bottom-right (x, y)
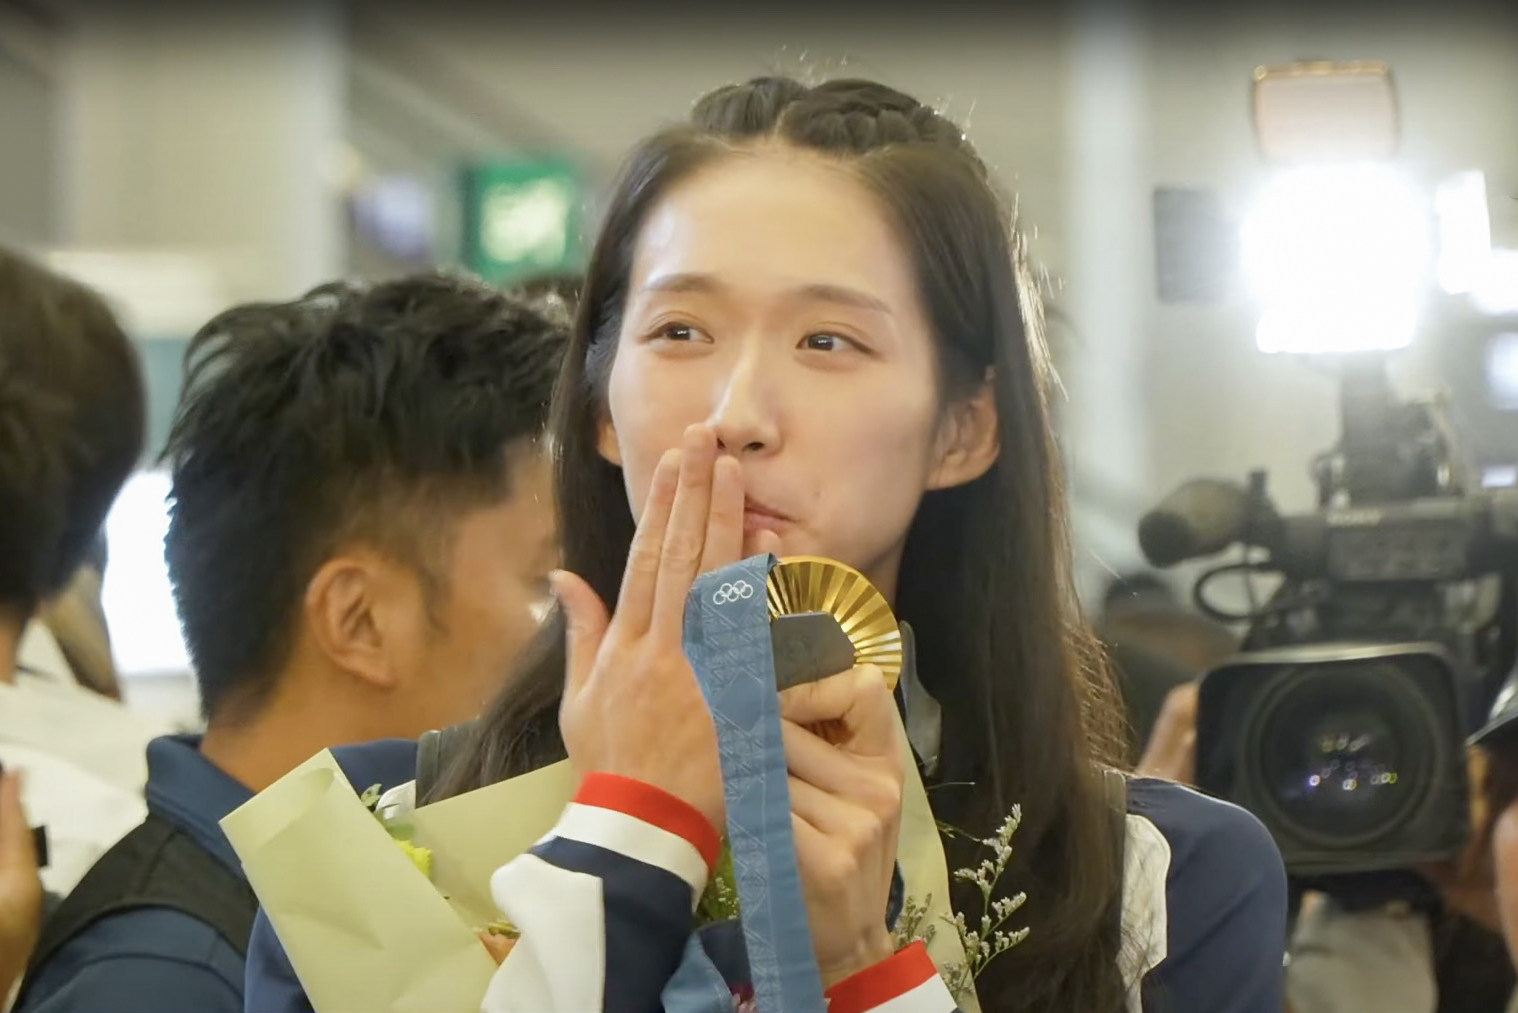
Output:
top-left (1250, 661), bottom-right (1438, 848)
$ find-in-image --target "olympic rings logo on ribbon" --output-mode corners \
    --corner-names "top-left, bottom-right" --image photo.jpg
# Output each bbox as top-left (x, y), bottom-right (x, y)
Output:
top-left (711, 580), bottom-right (756, 606)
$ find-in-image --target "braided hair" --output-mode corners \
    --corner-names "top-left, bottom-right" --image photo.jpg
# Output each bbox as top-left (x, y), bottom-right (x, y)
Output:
top-left (442, 77), bottom-right (1130, 1012)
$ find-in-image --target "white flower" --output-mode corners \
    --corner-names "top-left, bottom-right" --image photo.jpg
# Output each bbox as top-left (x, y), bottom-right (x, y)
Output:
top-left (938, 804), bottom-right (1033, 1002)
top-left (895, 802), bottom-right (1031, 1006)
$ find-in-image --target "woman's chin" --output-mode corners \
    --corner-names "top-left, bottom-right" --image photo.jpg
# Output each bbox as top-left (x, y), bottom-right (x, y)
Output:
top-left (742, 529), bottom-right (787, 560)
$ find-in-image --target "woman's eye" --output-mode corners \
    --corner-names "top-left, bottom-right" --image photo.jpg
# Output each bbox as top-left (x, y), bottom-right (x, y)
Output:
top-left (802, 333), bottom-right (849, 352)
top-left (655, 322), bottom-right (702, 342)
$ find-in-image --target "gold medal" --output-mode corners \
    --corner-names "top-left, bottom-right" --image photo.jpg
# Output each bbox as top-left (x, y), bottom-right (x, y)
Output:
top-left (766, 556), bottom-right (903, 690)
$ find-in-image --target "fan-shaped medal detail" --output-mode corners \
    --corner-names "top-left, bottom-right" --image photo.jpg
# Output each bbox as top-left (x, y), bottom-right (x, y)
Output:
top-left (766, 556), bottom-right (903, 689)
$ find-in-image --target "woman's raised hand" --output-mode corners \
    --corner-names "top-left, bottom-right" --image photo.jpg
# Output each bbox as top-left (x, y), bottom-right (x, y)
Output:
top-left (556, 424), bottom-right (763, 833)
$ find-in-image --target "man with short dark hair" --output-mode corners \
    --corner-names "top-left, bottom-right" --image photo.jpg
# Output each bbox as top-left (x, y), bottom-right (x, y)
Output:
top-left (0, 251), bottom-right (144, 623)
top-left (0, 246), bottom-right (166, 906)
top-left (16, 272), bottom-right (569, 1013)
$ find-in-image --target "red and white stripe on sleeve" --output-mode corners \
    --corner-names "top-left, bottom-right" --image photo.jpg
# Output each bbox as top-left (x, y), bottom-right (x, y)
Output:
top-left (825, 941), bottom-right (960, 1013)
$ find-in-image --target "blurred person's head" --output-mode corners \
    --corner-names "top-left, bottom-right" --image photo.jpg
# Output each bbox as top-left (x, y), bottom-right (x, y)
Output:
top-left (1109, 640), bottom-right (1195, 766)
top-left (0, 247), bottom-right (145, 675)
top-left (1096, 570), bottom-right (1237, 759)
top-left (1101, 570), bottom-right (1177, 617)
top-left (439, 77), bottom-right (1129, 1011)
top-left (1098, 601), bottom-right (1238, 677)
top-left (164, 272), bottom-right (568, 782)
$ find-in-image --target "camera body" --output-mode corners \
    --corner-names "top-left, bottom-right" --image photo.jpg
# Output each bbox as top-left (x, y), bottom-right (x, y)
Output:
top-left (1142, 355), bottom-right (1518, 900)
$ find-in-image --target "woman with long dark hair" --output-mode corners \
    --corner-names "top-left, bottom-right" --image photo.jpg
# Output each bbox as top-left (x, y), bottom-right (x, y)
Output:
top-left (245, 75), bottom-right (1286, 1013)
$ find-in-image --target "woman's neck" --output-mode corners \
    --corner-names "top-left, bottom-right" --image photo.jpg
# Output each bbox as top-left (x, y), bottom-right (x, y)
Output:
top-left (865, 548), bottom-right (903, 608)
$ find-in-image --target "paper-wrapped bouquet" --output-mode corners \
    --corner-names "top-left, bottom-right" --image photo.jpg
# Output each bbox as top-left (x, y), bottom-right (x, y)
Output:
top-left (219, 725), bottom-right (991, 1013)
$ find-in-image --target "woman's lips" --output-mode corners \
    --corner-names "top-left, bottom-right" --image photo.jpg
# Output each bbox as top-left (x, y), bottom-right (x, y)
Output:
top-left (742, 498), bottom-right (792, 535)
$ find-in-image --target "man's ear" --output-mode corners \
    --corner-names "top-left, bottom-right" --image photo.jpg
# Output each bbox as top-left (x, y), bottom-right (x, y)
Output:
top-left (926, 372), bottom-right (1000, 491)
top-left (304, 550), bottom-right (416, 691)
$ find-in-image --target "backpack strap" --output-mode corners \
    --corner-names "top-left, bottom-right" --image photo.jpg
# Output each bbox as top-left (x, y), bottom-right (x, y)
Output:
top-left (17, 812), bottom-right (257, 1006)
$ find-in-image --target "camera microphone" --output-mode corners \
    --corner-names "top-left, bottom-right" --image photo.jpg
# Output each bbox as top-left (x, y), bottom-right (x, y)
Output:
top-left (1138, 478), bottom-right (1267, 567)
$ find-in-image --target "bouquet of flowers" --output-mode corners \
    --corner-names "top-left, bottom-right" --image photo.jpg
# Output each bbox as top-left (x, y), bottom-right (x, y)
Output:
top-left (357, 783), bottom-right (520, 961)
top-left (221, 726), bottom-right (1019, 1013)
top-left (221, 752), bottom-right (575, 1012)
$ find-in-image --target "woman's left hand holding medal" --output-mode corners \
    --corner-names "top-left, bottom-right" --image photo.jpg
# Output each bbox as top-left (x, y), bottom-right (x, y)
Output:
top-left (781, 666), bottom-right (906, 986)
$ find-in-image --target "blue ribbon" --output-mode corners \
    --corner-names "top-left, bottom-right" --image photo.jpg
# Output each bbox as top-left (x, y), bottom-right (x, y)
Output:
top-left (678, 554), bottom-right (826, 1013)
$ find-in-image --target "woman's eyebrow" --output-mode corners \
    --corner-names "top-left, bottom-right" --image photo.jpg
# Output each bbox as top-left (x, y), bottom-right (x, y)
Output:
top-left (644, 272), bottom-right (892, 316)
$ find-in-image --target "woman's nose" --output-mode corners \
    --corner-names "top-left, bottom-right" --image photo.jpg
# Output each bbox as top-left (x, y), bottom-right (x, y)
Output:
top-left (709, 350), bottom-right (780, 456)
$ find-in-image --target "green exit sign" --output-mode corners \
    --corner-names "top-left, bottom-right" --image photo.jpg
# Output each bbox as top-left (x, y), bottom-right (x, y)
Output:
top-left (460, 158), bottom-right (584, 284)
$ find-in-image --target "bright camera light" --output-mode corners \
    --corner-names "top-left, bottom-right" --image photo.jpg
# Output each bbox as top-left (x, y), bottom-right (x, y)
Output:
top-left (1435, 171), bottom-right (1492, 295)
top-left (101, 470), bottom-right (191, 678)
top-left (1241, 164), bottom-right (1430, 354)
top-left (1472, 249), bottom-right (1518, 317)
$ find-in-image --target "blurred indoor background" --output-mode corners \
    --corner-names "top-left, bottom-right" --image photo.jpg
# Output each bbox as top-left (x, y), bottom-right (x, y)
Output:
top-left (2, 0), bottom-right (1514, 727)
